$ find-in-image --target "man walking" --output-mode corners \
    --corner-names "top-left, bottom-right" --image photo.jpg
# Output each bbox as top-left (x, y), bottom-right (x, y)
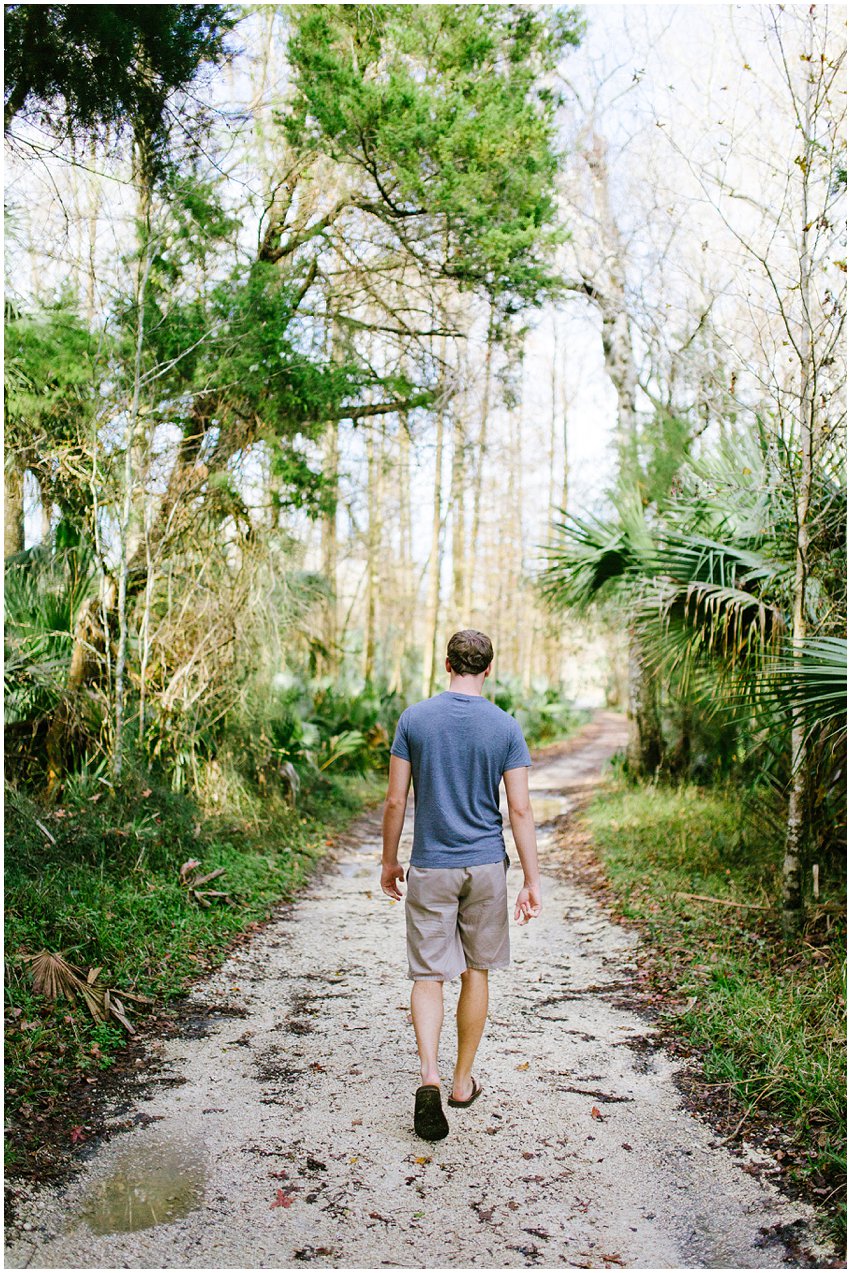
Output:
top-left (380, 629), bottom-right (542, 1141)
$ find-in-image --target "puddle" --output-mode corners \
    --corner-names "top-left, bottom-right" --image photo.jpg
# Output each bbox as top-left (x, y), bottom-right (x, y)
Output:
top-left (529, 794), bottom-right (571, 824)
top-left (78, 1130), bottom-right (205, 1234)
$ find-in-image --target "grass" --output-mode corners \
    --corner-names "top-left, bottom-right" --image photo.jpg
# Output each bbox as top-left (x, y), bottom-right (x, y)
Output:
top-left (584, 780), bottom-right (847, 1248)
top-left (4, 762), bottom-right (384, 1163)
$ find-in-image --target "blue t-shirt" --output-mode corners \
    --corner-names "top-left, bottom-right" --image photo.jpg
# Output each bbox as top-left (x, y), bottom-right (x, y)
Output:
top-left (390, 690), bottom-right (532, 868)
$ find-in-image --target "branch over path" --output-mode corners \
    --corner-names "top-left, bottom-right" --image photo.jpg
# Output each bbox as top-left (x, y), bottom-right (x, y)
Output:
top-left (5, 713), bottom-right (830, 1269)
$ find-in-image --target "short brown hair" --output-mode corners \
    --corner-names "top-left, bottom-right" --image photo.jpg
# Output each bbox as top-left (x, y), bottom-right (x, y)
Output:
top-left (446, 629), bottom-right (493, 676)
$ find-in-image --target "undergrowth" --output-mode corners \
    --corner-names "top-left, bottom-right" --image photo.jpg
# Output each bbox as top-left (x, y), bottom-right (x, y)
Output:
top-left (4, 764), bottom-right (383, 1166)
top-left (585, 780), bottom-right (847, 1248)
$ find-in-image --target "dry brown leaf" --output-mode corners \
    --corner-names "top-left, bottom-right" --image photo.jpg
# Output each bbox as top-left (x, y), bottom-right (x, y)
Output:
top-left (106, 993), bottom-right (135, 1035)
top-left (22, 950), bottom-right (83, 1000)
top-left (20, 950), bottom-right (148, 1034)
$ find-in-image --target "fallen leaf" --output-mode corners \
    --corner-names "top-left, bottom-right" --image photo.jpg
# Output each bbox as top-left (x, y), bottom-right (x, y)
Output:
top-left (141, 788), bottom-right (152, 798)
top-left (413, 1156), bottom-right (431, 1165)
top-left (348, 1156), bottom-right (359, 1164)
top-left (621, 1142), bottom-right (633, 1151)
top-left (516, 1061), bottom-right (530, 1071)
top-left (270, 1189), bottom-right (296, 1209)
top-left (591, 1106), bottom-right (604, 1120)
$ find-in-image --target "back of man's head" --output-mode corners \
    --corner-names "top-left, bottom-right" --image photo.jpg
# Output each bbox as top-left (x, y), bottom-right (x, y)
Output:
top-left (447, 629), bottom-right (494, 676)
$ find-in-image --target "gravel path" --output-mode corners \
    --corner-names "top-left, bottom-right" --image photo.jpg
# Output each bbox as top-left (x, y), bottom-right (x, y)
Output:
top-left (5, 713), bottom-right (830, 1269)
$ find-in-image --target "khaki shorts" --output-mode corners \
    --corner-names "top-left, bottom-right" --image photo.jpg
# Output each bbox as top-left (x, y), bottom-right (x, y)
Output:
top-left (405, 860), bottom-right (510, 981)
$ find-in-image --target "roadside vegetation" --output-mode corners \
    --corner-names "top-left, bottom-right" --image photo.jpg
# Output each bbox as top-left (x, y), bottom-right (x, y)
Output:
top-left (585, 778), bottom-right (846, 1246)
top-left (5, 766), bottom-right (378, 1166)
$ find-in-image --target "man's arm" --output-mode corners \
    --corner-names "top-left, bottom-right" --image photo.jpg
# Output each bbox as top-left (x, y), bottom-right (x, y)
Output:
top-left (380, 754), bottom-right (412, 900)
top-left (503, 766), bottom-right (542, 924)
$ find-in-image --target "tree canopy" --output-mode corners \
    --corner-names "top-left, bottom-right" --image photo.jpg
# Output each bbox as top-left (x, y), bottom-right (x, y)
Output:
top-left (3, 4), bottom-right (236, 145)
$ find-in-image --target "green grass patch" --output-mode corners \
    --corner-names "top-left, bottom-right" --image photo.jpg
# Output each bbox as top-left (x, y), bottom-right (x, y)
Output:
top-left (4, 766), bottom-right (384, 1159)
top-left (585, 780), bottom-right (846, 1246)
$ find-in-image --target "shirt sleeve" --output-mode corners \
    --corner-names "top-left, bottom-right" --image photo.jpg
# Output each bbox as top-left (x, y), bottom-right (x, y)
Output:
top-left (504, 718), bottom-right (532, 770)
top-left (390, 710), bottom-right (411, 762)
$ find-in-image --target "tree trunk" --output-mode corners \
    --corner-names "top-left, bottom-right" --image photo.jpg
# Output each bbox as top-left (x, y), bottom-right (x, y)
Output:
top-left (782, 20), bottom-right (817, 938)
top-left (626, 625), bottom-right (662, 774)
top-left (585, 129), bottom-right (640, 475)
top-left (38, 479), bottom-right (52, 546)
top-left (422, 406), bottom-right (445, 698)
top-left (362, 425), bottom-right (380, 685)
top-left (113, 115), bottom-right (155, 780)
top-left (320, 418), bottom-right (340, 673)
top-left (545, 323), bottom-right (566, 684)
top-left (465, 313), bottom-right (494, 621)
top-left (450, 406), bottom-right (466, 627)
top-left (581, 128), bottom-right (661, 765)
top-left (389, 418), bottom-right (414, 695)
top-left (4, 463), bottom-right (25, 557)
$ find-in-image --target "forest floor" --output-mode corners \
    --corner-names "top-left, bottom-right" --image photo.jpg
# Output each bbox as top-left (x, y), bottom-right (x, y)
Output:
top-left (4, 713), bottom-right (838, 1270)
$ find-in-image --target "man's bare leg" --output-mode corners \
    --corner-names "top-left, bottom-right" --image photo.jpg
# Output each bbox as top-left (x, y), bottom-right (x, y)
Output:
top-left (411, 980), bottom-right (444, 1086)
top-left (452, 968), bottom-right (488, 1101)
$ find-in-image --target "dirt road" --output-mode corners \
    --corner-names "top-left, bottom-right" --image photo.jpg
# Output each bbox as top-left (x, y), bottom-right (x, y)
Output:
top-left (5, 713), bottom-right (829, 1269)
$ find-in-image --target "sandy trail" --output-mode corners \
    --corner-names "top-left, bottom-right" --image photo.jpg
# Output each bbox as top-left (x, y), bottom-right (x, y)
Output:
top-left (6, 712), bottom-right (829, 1269)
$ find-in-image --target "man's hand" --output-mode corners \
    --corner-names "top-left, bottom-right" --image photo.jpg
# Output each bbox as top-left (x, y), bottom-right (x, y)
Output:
top-left (381, 862), bottom-right (405, 901)
top-left (514, 881), bottom-right (542, 925)
top-left (381, 756), bottom-right (411, 903)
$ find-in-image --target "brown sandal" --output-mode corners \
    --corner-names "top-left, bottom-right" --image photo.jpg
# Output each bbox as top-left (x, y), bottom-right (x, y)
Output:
top-left (448, 1076), bottom-right (483, 1108)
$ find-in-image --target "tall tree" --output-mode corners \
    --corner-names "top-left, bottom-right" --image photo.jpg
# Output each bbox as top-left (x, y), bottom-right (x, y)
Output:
top-left (423, 381), bottom-right (447, 699)
top-left (450, 402), bottom-right (468, 628)
top-left (662, 6), bottom-right (845, 931)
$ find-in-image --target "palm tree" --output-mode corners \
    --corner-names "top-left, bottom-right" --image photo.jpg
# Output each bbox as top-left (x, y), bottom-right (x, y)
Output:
top-left (540, 432), bottom-right (846, 931)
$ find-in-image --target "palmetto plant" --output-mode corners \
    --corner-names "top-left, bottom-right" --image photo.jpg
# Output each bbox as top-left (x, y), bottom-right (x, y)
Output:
top-left (4, 538), bottom-right (98, 727)
top-left (542, 430), bottom-right (844, 724)
top-left (540, 431), bottom-right (846, 888)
